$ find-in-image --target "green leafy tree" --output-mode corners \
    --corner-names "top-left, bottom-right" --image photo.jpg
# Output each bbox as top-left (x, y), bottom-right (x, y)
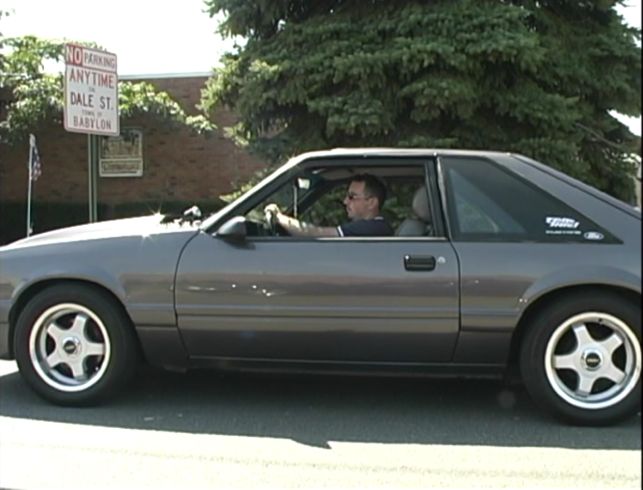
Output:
top-left (0, 18), bottom-right (213, 145)
top-left (203, 0), bottom-right (641, 202)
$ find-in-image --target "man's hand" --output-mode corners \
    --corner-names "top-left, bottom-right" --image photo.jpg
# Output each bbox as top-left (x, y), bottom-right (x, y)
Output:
top-left (263, 203), bottom-right (282, 232)
top-left (263, 203), bottom-right (281, 218)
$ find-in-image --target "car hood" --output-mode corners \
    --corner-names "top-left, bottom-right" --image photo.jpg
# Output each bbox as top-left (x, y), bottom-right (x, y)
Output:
top-left (1, 214), bottom-right (198, 251)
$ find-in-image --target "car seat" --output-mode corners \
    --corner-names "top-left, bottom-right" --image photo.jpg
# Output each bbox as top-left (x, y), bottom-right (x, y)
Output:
top-left (395, 186), bottom-right (433, 236)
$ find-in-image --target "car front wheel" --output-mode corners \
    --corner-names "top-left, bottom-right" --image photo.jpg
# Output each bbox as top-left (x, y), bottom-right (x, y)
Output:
top-left (14, 284), bottom-right (139, 405)
top-left (520, 292), bottom-right (641, 425)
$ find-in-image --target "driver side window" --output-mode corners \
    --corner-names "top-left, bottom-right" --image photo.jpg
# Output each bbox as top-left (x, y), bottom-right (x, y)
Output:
top-left (241, 162), bottom-right (432, 238)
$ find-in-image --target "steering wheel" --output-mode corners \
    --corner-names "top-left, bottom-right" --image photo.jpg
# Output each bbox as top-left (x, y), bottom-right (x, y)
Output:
top-left (264, 206), bottom-right (277, 235)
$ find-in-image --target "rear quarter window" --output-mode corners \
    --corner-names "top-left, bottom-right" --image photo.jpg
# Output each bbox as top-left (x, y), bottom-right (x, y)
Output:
top-left (440, 157), bottom-right (620, 244)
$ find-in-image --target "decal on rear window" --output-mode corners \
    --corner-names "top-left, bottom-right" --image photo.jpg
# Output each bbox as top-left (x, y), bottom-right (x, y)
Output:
top-left (545, 217), bottom-right (580, 229)
top-left (545, 216), bottom-right (581, 236)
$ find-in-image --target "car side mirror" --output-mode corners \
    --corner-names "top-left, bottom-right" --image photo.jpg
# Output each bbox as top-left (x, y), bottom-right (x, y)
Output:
top-left (216, 216), bottom-right (247, 242)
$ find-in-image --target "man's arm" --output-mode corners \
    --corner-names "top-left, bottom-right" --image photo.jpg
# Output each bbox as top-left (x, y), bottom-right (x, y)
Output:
top-left (265, 204), bottom-right (339, 237)
top-left (275, 212), bottom-right (339, 237)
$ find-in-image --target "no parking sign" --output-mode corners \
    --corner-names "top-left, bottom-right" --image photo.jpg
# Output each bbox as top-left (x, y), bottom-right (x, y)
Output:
top-left (64, 44), bottom-right (119, 136)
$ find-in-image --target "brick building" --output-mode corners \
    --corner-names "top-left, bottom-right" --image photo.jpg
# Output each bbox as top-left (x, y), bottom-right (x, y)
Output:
top-left (0, 73), bottom-right (266, 244)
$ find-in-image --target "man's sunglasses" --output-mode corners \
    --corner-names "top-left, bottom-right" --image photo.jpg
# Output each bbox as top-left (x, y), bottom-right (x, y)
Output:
top-left (345, 192), bottom-right (372, 201)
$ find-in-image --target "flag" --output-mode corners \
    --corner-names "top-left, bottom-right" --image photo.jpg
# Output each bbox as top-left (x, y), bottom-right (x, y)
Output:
top-left (29, 134), bottom-right (42, 182)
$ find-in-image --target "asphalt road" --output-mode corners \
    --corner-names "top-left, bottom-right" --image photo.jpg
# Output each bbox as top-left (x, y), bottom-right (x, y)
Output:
top-left (0, 360), bottom-right (640, 489)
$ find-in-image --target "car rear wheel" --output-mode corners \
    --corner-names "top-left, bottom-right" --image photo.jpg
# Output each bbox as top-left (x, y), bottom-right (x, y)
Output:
top-left (520, 292), bottom-right (641, 425)
top-left (14, 284), bottom-right (139, 405)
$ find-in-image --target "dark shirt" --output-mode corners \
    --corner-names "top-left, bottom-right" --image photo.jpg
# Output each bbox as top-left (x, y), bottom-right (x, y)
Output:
top-left (337, 217), bottom-right (393, 237)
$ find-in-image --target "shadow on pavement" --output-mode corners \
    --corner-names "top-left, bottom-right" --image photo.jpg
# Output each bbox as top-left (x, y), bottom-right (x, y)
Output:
top-left (0, 364), bottom-right (640, 450)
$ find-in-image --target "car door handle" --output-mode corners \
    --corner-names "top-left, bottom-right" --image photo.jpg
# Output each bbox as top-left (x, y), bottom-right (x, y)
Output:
top-left (404, 255), bottom-right (436, 271)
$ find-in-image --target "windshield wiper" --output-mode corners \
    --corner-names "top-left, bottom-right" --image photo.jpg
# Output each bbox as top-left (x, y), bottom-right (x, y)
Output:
top-left (161, 205), bottom-right (202, 225)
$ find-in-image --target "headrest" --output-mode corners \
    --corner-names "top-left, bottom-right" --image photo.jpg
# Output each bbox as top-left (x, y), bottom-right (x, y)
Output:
top-left (412, 186), bottom-right (432, 222)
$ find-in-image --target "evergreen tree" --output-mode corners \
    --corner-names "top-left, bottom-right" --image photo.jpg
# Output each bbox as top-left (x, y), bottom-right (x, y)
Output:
top-left (203, 0), bottom-right (641, 201)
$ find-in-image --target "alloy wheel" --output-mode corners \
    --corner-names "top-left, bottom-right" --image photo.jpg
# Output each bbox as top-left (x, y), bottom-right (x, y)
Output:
top-left (544, 312), bottom-right (641, 410)
top-left (28, 303), bottom-right (111, 392)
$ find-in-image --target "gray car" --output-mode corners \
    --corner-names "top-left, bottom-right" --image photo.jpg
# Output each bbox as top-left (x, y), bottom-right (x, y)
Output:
top-left (0, 148), bottom-right (640, 425)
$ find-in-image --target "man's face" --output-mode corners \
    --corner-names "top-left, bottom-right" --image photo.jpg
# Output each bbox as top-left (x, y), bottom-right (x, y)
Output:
top-left (343, 181), bottom-right (377, 220)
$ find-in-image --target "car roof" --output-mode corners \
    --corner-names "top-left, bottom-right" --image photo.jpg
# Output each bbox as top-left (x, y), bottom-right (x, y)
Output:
top-left (296, 148), bottom-right (512, 160)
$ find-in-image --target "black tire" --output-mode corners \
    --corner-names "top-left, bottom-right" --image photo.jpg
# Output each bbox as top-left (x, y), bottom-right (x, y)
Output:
top-left (14, 283), bottom-right (139, 406)
top-left (520, 291), bottom-right (641, 426)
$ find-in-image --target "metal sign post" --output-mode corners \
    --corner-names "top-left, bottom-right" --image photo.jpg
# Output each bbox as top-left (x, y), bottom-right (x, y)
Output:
top-left (88, 134), bottom-right (99, 222)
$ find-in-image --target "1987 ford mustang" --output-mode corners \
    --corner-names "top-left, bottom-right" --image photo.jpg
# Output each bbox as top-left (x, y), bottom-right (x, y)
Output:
top-left (0, 149), bottom-right (640, 425)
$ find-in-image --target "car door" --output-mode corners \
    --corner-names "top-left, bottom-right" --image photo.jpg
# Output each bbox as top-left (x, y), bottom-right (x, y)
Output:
top-left (174, 160), bottom-right (460, 364)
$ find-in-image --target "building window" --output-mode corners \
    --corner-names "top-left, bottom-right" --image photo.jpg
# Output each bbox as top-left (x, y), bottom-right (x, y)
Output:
top-left (99, 128), bottom-right (143, 177)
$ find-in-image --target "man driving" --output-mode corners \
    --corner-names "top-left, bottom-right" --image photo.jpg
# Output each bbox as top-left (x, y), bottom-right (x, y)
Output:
top-left (264, 173), bottom-right (393, 237)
